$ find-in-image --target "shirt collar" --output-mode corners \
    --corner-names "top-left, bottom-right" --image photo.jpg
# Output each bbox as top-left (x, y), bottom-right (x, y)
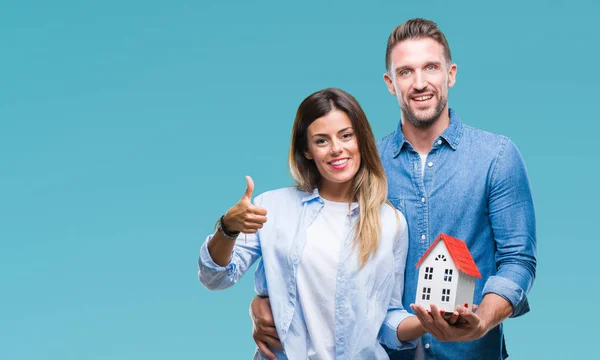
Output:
top-left (300, 187), bottom-right (360, 214)
top-left (392, 108), bottom-right (464, 157)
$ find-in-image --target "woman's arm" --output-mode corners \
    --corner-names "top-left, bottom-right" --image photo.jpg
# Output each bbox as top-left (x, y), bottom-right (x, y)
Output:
top-left (198, 176), bottom-right (268, 290)
top-left (396, 315), bottom-right (425, 341)
top-left (207, 176), bottom-right (267, 265)
top-left (378, 208), bottom-right (421, 350)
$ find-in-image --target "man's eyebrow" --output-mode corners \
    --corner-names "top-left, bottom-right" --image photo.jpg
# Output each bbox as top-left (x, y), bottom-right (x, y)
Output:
top-left (394, 65), bottom-right (410, 75)
top-left (425, 60), bottom-right (444, 67)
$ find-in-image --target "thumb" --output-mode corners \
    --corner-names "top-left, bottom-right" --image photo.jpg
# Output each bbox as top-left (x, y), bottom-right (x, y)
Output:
top-left (458, 305), bottom-right (478, 321)
top-left (243, 175), bottom-right (254, 201)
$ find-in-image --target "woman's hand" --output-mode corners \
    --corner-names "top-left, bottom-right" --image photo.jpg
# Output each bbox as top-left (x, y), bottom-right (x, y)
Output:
top-left (223, 176), bottom-right (267, 234)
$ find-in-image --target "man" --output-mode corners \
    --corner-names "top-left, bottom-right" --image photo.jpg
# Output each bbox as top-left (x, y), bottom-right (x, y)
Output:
top-left (250, 18), bottom-right (536, 360)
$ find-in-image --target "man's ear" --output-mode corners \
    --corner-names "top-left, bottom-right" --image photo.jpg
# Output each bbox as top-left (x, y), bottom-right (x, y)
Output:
top-left (383, 72), bottom-right (396, 96)
top-left (447, 63), bottom-right (457, 88)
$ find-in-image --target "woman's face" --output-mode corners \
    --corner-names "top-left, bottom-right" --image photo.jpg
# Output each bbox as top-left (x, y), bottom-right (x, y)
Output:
top-left (305, 110), bottom-right (361, 201)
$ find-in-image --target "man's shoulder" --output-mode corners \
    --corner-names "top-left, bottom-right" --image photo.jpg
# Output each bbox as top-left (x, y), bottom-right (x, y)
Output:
top-left (463, 123), bottom-right (509, 141)
top-left (461, 123), bottom-right (512, 156)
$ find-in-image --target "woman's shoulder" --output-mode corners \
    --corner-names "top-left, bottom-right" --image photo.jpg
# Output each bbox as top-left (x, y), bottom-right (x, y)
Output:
top-left (254, 186), bottom-right (307, 206)
top-left (379, 201), bottom-right (408, 230)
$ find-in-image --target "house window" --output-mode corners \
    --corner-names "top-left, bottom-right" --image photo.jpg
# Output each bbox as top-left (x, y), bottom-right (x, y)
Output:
top-left (435, 254), bottom-right (447, 261)
top-left (444, 269), bottom-right (453, 282)
top-left (424, 267), bottom-right (433, 280)
top-left (441, 289), bottom-right (451, 302)
top-left (422, 287), bottom-right (431, 301)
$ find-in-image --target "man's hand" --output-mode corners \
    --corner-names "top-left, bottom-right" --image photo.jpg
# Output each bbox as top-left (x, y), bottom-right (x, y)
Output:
top-left (410, 303), bottom-right (487, 342)
top-left (250, 296), bottom-right (282, 360)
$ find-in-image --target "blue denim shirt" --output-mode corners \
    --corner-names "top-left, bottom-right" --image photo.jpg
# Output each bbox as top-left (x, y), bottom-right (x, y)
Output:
top-left (198, 187), bottom-right (418, 359)
top-left (379, 109), bottom-right (537, 360)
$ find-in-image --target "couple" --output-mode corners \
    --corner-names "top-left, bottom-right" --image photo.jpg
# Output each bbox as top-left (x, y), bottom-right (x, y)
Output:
top-left (198, 18), bottom-right (536, 360)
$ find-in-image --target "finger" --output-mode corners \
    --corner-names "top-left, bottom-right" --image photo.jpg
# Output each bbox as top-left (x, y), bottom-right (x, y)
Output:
top-left (411, 304), bottom-right (430, 319)
top-left (411, 304), bottom-right (434, 327)
top-left (454, 310), bottom-right (468, 325)
top-left (262, 335), bottom-right (283, 350)
top-left (243, 223), bottom-right (264, 231)
top-left (258, 325), bottom-right (279, 339)
top-left (412, 304), bottom-right (443, 339)
top-left (429, 304), bottom-right (445, 324)
top-left (245, 214), bottom-right (268, 224)
top-left (430, 304), bottom-right (451, 330)
top-left (447, 311), bottom-right (459, 325)
top-left (472, 304), bottom-right (479, 312)
top-left (249, 205), bottom-right (268, 216)
top-left (457, 305), bottom-right (480, 324)
top-left (244, 176), bottom-right (254, 200)
top-left (242, 229), bottom-right (258, 234)
top-left (255, 340), bottom-right (276, 360)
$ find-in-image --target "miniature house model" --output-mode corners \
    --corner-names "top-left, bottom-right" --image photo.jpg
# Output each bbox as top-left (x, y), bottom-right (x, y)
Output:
top-left (415, 234), bottom-right (482, 312)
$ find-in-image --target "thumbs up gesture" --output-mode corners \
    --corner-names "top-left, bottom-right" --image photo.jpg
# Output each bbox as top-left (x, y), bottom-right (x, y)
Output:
top-left (222, 176), bottom-right (268, 234)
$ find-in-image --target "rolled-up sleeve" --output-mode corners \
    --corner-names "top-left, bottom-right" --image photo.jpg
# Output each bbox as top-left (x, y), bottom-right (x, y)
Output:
top-left (198, 231), bottom-right (262, 290)
top-left (379, 209), bottom-right (418, 350)
top-left (485, 139), bottom-right (537, 317)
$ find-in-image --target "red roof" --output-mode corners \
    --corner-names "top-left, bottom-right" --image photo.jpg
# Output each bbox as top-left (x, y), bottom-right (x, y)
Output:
top-left (415, 234), bottom-right (482, 278)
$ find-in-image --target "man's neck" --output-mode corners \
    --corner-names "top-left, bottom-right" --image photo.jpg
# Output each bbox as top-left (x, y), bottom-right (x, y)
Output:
top-left (402, 107), bottom-right (451, 154)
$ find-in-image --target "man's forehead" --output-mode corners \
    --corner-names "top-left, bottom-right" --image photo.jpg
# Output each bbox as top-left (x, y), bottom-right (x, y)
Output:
top-left (390, 38), bottom-right (446, 68)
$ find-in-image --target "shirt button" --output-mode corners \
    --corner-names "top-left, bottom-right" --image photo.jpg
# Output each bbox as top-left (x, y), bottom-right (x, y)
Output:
top-left (428, 161), bottom-right (433, 167)
top-left (421, 234), bottom-right (426, 240)
top-left (421, 197), bottom-right (425, 203)
top-left (437, 140), bottom-right (442, 145)
top-left (425, 343), bottom-right (430, 349)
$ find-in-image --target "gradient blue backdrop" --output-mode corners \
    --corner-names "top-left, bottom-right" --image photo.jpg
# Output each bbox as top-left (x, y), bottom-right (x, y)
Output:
top-left (2, 0), bottom-right (598, 359)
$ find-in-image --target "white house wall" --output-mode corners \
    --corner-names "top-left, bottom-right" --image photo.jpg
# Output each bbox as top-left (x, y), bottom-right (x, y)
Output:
top-left (454, 272), bottom-right (477, 312)
top-left (415, 241), bottom-right (459, 312)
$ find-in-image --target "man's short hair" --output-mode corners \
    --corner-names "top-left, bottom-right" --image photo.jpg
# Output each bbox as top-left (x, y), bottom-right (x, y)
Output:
top-left (385, 18), bottom-right (452, 71)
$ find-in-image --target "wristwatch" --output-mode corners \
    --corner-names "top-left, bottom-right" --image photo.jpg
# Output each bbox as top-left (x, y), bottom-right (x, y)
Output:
top-left (214, 215), bottom-right (240, 240)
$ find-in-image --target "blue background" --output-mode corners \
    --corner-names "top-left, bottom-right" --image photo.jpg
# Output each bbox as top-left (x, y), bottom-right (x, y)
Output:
top-left (1, 0), bottom-right (598, 358)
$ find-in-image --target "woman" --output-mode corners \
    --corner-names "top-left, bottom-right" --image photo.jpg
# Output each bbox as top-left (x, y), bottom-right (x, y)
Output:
top-left (198, 88), bottom-right (424, 359)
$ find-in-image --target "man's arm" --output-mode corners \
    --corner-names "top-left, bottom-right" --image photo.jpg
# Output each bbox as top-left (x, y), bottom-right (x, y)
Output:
top-left (411, 138), bottom-right (537, 341)
top-left (483, 139), bottom-right (537, 317)
top-left (249, 296), bottom-right (282, 360)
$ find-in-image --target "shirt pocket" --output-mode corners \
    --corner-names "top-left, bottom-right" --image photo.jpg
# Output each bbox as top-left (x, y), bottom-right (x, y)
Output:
top-left (388, 198), bottom-right (406, 216)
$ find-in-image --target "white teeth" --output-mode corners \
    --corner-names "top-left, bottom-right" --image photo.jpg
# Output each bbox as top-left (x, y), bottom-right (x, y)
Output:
top-left (330, 159), bottom-right (348, 166)
top-left (414, 95), bottom-right (433, 101)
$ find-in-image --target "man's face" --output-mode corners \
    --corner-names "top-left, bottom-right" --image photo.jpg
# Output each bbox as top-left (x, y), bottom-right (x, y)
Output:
top-left (384, 38), bottom-right (457, 128)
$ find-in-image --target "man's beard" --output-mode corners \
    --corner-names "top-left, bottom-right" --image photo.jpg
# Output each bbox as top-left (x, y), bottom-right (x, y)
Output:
top-left (399, 91), bottom-right (447, 128)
